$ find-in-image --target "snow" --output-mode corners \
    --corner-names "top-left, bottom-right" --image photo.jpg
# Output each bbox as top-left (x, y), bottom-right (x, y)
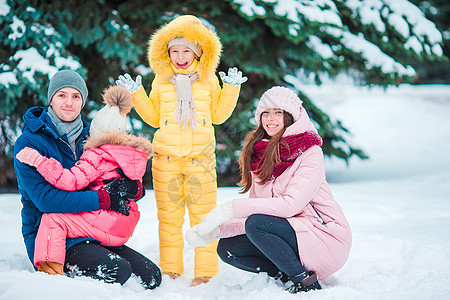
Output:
top-left (0, 48), bottom-right (81, 86)
top-left (232, 0), bottom-right (267, 17)
top-left (326, 27), bottom-right (416, 76)
top-left (307, 36), bottom-right (334, 59)
top-left (346, 0), bottom-right (386, 32)
top-left (0, 0), bottom-right (8, 16)
top-left (1, 83), bottom-right (450, 299)
top-left (8, 16), bottom-right (25, 40)
top-left (344, 0), bottom-right (443, 56)
top-left (273, 0), bottom-right (342, 26)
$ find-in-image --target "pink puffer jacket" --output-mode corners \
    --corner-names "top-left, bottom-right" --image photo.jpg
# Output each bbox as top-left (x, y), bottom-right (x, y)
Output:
top-left (219, 107), bottom-right (352, 280)
top-left (36, 132), bottom-right (153, 238)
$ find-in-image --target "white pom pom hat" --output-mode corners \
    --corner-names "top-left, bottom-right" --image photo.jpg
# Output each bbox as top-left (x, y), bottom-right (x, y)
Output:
top-left (89, 86), bottom-right (133, 137)
top-left (255, 86), bottom-right (303, 126)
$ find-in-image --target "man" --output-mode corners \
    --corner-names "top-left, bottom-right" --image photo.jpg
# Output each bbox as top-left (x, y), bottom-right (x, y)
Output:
top-left (14, 70), bottom-right (161, 289)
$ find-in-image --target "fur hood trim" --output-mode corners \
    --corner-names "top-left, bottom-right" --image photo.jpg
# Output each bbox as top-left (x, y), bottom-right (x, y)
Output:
top-left (83, 132), bottom-right (153, 158)
top-left (148, 15), bottom-right (222, 81)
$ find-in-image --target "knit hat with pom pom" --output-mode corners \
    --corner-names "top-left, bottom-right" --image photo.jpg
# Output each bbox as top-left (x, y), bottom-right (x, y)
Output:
top-left (89, 85), bottom-right (133, 137)
top-left (255, 86), bottom-right (303, 126)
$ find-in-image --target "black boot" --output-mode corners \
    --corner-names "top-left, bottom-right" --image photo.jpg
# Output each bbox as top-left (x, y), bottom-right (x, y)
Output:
top-left (273, 271), bottom-right (290, 284)
top-left (285, 271), bottom-right (322, 294)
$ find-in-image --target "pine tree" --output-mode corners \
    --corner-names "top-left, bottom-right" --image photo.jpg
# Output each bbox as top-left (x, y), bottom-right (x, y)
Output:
top-left (408, 0), bottom-right (450, 83)
top-left (0, 0), bottom-right (445, 187)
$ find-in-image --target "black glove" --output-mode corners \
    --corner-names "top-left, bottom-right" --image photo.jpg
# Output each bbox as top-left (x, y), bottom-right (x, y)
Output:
top-left (113, 168), bottom-right (144, 201)
top-left (98, 176), bottom-right (136, 216)
top-left (108, 194), bottom-right (131, 216)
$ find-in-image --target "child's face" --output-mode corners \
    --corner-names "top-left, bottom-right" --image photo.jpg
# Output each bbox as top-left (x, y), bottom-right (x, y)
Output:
top-left (169, 45), bottom-right (196, 70)
top-left (261, 108), bottom-right (285, 137)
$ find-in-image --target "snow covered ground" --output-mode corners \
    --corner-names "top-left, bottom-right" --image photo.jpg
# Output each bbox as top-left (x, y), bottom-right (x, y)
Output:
top-left (1, 83), bottom-right (449, 299)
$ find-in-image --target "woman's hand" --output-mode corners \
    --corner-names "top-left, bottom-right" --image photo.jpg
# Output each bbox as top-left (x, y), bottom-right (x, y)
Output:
top-left (197, 201), bottom-right (234, 235)
top-left (185, 224), bottom-right (220, 247)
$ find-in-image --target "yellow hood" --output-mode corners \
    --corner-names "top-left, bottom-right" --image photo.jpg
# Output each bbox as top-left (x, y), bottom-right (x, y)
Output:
top-left (148, 15), bottom-right (222, 81)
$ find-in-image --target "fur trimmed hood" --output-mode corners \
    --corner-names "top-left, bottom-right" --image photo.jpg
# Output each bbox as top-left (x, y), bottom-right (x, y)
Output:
top-left (83, 132), bottom-right (153, 158)
top-left (148, 15), bottom-right (222, 81)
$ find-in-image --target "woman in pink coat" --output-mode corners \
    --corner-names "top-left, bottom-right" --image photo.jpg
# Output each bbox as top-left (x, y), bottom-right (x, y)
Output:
top-left (16, 86), bottom-right (153, 275)
top-left (186, 86), bottom-right (351, 294)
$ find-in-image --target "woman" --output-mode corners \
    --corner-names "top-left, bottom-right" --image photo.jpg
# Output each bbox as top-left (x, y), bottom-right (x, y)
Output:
top-left (186, 86), bottom-right (352, 293)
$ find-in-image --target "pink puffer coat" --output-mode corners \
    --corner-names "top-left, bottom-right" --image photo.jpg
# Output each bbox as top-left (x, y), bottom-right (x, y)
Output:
top-left (219, 107), bottom-right (352, 280)
top-left (36, 132), bottom-right (153, 238)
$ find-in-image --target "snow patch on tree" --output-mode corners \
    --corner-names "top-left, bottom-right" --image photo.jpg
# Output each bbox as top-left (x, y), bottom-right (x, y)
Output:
top-left (232, 0), bottom-right (442, 76)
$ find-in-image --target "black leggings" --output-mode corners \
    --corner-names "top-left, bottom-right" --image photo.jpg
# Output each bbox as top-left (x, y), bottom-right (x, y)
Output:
top-left (65, 241), bottom-right (161, 289)
top-left (217, 214), bottom-right (307, 284)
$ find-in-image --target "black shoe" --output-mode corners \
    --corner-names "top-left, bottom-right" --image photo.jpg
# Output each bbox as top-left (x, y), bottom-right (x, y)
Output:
top-left (285, 271), bottom-right (322, 294)
top-left (273, 271), bottom-right (290, 284)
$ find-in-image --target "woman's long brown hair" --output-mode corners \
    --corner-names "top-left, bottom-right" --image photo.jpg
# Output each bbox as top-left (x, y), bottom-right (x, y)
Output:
top-left (238, 111), bottom-right (294, 193)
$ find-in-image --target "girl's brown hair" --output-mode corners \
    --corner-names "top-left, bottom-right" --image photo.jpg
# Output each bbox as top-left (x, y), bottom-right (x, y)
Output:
top-left (238, 111), bottom-right (294, 193)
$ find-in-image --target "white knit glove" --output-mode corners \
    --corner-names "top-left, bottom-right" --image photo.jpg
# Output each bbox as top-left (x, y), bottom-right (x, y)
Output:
top-left (197, 201), bottom-right (234, 236)
top-left (185, 224), bottom-right (220, 247)
top-left (219, 67), bottom-right (248, 85)
top-left (115, 73), bottom-right (142, 93)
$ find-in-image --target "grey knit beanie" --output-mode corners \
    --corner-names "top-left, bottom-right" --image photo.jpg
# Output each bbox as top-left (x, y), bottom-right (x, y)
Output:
top-left (47, 70), bottom-right (88, 107)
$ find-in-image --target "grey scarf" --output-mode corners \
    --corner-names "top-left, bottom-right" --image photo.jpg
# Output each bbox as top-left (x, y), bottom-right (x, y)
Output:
top-left (168, 72), bottom-right (199, 131)
top-left (47, 106), bottom-right (83, 149)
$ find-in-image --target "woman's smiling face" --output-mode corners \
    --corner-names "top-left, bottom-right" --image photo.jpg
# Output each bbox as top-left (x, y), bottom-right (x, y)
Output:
top-left (261, 108), bottom-right (285, 136)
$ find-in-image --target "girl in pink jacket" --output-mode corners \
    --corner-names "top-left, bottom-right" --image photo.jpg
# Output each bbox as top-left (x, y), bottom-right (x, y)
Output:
top-left (16, 86), bottom-right (153, 275)
top-left (186, 86), bottom-right (351, 294)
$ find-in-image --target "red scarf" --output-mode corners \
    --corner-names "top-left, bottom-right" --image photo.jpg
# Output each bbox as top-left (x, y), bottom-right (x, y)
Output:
top-left (251, 131), bottom-right (323, 179)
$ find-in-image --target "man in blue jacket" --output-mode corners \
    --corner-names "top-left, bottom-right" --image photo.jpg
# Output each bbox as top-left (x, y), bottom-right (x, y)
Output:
top-left (13, 70), bottom-right (161, 289)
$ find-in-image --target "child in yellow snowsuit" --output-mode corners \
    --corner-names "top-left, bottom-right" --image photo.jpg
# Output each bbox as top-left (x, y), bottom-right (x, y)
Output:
top-left (116, 15), bottom-right (247, 286)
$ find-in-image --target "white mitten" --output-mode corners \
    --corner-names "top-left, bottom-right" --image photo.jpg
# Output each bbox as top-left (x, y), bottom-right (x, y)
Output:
top-left (219, 67), bottom-right (248, 85)
top-left (185, 224), bottom-right (220, 247)
top-left (115, 73), bottom-right (142, 93)
top-left (197, 201), bottom-right (234, 236)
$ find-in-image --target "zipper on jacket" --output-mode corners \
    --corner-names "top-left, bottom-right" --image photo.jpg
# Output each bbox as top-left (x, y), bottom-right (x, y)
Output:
top-left (310, 203), bottom-right (325, 225)
top-left (161, 120), bottom-right (168, 137)
top-left (59, 138), bottom-right (77, 161)
top-left (46, 232), bottom-right (51, 261)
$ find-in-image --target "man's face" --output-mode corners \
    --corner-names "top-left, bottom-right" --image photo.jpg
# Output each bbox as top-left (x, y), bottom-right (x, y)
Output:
top-left (49, 87), bottom-right (83, 122)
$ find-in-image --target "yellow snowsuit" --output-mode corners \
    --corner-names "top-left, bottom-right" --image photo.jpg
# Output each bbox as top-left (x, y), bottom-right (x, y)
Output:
top-left (130, 15), bottom-right (241, 277)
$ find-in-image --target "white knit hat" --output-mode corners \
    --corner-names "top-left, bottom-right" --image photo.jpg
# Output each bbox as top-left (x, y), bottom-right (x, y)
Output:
top-left (168, 37), bottom-right (202, 57)
top-left (255, 86), bottom-right (303, 126)
top-left (90, 86), bottom-right (133, 137)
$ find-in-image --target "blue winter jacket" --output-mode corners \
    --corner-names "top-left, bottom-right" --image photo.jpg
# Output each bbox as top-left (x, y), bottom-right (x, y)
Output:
top-left (14, 106), bottom-right (99, 267)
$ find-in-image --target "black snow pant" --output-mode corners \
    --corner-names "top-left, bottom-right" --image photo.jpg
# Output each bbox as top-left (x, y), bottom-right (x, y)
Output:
top-left (217, 214), bottom-right (308, 284)
top-left (65, 241), bottom-right (161, 289)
